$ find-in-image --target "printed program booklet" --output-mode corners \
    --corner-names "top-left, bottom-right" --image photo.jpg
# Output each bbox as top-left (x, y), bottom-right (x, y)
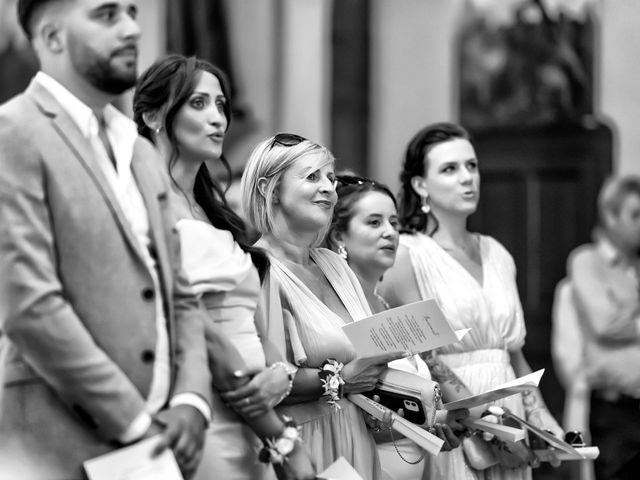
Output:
top-left (342, 299), bottom-right (466, 357)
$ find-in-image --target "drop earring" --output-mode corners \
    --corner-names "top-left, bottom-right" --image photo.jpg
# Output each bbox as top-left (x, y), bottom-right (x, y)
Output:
top-left (337, 244), bottom-right (348, 261)
top-left (420, 194), bottom-right (431, 214)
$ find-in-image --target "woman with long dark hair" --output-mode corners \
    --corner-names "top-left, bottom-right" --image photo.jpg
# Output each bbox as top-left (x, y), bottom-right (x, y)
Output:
top-left (134, 55), bottom-right (313, 480)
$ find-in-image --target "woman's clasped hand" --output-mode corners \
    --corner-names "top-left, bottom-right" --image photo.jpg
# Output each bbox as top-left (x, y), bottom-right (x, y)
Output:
top-left (222, 365), bottom-right (291, 417)
top-left (341, 351), bottom-right (412, 394)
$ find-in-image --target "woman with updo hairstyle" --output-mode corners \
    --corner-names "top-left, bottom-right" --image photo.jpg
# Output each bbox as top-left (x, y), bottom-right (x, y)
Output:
top-left (239, 135), bottom-right (411, 478)
top-left (133, 55), bottom-right (314, 480)
top-left (379, 122), bottom-right (563, 480)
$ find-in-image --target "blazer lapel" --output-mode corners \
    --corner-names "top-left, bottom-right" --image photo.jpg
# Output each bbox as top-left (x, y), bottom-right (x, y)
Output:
top-left (131, 148), bottom-right (173, 307)
top-left (131, 150), bottom-right (177, 363)
top-left (26, 80), bottom-right (148, 263)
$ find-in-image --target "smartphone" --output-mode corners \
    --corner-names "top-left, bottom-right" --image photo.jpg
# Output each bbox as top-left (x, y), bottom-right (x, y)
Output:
top-left (362, 388), bottom-right (427, 425)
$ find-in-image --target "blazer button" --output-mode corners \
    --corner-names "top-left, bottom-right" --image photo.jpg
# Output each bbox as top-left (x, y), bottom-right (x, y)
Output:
top-left (141, 350), bottom-right (155, 363)
top-left (141, 287), bottom-right (155, 301)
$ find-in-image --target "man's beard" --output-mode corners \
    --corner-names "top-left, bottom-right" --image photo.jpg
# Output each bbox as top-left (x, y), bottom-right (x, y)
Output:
top-left (73, 49), bottom-right (138, 95)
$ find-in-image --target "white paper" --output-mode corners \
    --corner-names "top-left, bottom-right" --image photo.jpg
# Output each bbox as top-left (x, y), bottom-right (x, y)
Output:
top-left (534, 446), bottom-right (600, 461)
top-left (503, 409), bottom-right (581, 456)
top-left (83, 435), bottom-right (183, 480)
top-left (442, 369), bottom-right (545, 411)
top-left (460, 417), bottom-right (525, 442)
top-left (456, 328), bottom-right (471, 340)
top-left (342, 299), bottom-right (459, 357)
top-left (317, 456), bottom-right (364, 480)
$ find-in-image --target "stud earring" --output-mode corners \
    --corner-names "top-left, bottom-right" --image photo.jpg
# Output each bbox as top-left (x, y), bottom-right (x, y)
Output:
top-left (337, 244), bottom-right (348, 261)
top-left (420, 195), bottom-right (431, 215)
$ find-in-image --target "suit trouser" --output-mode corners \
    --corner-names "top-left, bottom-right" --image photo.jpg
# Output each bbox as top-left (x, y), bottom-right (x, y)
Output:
top-left (590, 391), bottom-right (640, 480)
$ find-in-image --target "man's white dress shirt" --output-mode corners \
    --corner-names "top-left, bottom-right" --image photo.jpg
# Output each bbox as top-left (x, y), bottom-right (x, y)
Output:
top-left (35, 72), bottom-right (210, 442)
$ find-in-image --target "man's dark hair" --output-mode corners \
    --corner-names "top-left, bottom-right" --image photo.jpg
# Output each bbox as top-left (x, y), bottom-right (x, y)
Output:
top-left (17, 0), bottom-right (57, 40)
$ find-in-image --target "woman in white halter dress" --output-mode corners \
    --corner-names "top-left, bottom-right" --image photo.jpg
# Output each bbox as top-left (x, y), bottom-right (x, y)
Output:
top-left (399, 232), bottom-right (530, 480)
top-left (380, 122), bottom-right (563, 480)
top-left (260, 249), bottom-right (382, 477)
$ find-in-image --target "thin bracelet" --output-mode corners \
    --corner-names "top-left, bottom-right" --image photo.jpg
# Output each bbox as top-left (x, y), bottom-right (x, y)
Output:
top-left (271, 361), bottom-right (297, 405)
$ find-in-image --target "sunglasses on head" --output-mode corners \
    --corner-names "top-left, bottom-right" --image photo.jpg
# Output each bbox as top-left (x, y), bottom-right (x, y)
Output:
top-left (335, 174), bottom-right (377, 187)
top-left (269, 133), bottom-right (307, 150)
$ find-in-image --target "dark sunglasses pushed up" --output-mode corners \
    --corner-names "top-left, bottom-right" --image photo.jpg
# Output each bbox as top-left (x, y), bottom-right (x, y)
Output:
top-left (269, 133), bottom-right (307, 150)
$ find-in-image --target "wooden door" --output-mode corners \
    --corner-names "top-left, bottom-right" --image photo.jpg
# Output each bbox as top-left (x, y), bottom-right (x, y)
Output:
top-left (467, 121), bottom-right (613, 419)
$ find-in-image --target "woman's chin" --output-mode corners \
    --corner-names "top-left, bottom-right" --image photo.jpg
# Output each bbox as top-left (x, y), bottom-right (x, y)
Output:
top-left (378, 257), bottom-right (396, 272)
top-left (287, 218), bottom-right (329, 238)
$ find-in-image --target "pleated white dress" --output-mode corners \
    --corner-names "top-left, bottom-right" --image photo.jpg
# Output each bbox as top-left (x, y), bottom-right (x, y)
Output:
top-left (257, 248), bottom-right (382, 479)
top-left (401, 232), bottom-right (531, 480)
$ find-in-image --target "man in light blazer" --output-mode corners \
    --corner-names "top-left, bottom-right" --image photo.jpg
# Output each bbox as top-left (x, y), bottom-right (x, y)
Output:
top-left (0, 1), bottom-right (214, 478)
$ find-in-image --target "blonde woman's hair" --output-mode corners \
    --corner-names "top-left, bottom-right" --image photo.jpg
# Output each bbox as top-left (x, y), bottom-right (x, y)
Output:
top-left (241, 135), bottom-right (335, 247)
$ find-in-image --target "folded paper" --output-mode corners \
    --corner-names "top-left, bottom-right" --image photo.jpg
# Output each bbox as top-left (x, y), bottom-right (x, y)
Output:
top-left (461, 417), bottom-right (525, 443)
top-left (502, 409), bottom-right (581, 457)
top-left (317, 456), bottom-right (365, 480)
top-left (83, 435), bottom-right (183, 480)
top-left (343, 299), bottom-right (462, 357)
top-left (534, 446), bottom-right (599, 462)
top-left (443, 369), bottom-right (545, 411)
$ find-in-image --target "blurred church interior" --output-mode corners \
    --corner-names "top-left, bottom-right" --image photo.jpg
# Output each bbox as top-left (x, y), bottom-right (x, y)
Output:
top-left (1, 1), bottom-right (638, 478)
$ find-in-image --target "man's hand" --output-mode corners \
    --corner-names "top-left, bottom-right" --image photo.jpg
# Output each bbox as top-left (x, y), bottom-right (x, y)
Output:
top-left (150, 404), bottom-right (208, 480)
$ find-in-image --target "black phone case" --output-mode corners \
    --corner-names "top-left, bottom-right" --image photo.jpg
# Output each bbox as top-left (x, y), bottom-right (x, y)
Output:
top-left (362, 388), bottom-right (427, 425)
